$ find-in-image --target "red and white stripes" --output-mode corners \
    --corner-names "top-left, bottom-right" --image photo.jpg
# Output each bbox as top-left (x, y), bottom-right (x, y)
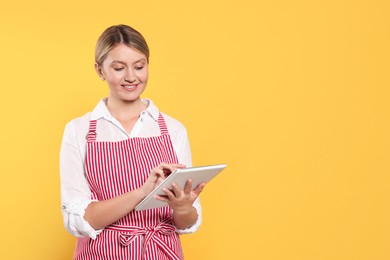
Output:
top-left (74, 114), bottom-right (183, 260)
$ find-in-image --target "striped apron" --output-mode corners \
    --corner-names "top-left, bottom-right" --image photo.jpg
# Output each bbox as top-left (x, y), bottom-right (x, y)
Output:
top-left (74, 114), bottom-right (183, 260)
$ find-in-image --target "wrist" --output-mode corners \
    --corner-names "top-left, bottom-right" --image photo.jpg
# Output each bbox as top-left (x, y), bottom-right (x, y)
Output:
top-left (135, 188), bottom-right (147, 201)
top-left (173, 205), bottom-right (194, 216)
top-left (173, 206), bottom-right (198, 230)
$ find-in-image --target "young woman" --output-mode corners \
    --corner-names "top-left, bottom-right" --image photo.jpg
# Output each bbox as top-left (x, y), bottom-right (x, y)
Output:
top-left (60, 24), bottom-right (205, 260)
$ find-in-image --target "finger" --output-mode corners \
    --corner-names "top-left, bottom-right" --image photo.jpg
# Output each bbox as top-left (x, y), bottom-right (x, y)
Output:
top-left (152, 168), bottom-right (165, 178)
top-left (154, 194), bottom-right (169, 202)
top-left (165, 163), bottom-right (187, 170)
top-left (183, 179), bottom-right (193, 194)
top-left (158, 163), bottom-right (175, 176)
top-left (174, 163), bottom-right (186, 169)
top-left (159, 163), bottom-right (186, 177)
top-left (156, 176), bottom-right (165, 186)
top-left (162, 187), bottom-right (175, 199)
top-left (192, 182), bottom-right (206, 196)
top-left (166, 164), bottom-right (187, 177)
top-left (159, 162), bottom-right (174, 170)
top-left (171, 182), bottom-right (182, 197)
top-left (159, 163), bottom-right (186, 168)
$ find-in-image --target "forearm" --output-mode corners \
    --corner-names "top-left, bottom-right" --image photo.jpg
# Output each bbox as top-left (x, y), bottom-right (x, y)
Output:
top-left (84, 189), bottom-right (145, 230)
top-left (173, 206), bottom-right (198, 229)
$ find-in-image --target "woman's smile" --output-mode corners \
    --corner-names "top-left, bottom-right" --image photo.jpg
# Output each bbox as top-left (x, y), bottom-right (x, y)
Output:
top-left (122, 84), bottom-right (138, 91)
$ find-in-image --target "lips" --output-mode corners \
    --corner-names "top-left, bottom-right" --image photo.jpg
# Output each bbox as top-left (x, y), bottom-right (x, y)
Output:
top-left (122, 84), bottom-right (138, 91)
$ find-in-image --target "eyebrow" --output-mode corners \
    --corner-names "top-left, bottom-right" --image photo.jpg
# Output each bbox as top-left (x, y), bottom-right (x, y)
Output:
top-left (111, 58), bottom-right (146, 65)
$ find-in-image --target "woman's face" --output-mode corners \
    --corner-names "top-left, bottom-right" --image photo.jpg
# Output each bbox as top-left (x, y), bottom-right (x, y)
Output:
top-left (98, 44), bottom-right (148, 103)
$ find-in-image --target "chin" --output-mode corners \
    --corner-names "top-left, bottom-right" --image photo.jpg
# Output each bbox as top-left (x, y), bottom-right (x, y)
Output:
top-left (122, 95), bottom-right (142, 102)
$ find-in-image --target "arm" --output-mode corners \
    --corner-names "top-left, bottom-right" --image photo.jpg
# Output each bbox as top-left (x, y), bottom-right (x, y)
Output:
top-left (84, 190), bottom-right (145, 230)
top-left (163, 116), bottom-right (204, 231)
top-left (60, 121), bottom-right (102, 238)
top-left (84, 163), bottom-right (184, 230)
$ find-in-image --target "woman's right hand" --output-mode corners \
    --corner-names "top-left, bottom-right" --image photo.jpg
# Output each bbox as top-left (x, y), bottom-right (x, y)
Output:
top-left (138, 163), bottom-right (186, 198)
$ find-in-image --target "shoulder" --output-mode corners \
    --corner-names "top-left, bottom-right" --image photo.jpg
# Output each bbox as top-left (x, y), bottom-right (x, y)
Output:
top-left (66, 112), bottom-right (91, 129)
top-left (145, 98), bottom-right (188, 135)
top-left (160, 112), bottom-right (188, 135)
top-left (160, 112), bottom-right (192, 165)
top-left (160, 112), bottom-right (190, 146)
top-left (144, 99), bottom-right (190, 141)
top-left (64, 112), bottom-right (92, 140)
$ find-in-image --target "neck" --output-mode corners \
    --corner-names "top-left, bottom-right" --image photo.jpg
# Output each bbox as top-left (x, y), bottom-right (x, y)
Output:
top-left (106, 96), bottom-right (147, 122)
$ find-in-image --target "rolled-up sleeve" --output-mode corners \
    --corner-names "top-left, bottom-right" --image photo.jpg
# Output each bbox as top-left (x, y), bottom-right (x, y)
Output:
top-left (60, 121), bottom-right (102, 239)
top-left (62, 199), bottom-right (103, 239)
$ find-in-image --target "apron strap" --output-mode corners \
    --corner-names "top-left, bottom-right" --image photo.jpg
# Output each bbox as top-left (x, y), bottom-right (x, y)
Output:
top-left (87, 113), bottom-right (168, 142)
top-left (86, 120), bottom-right (97, 142)
top-left (158, 113), bottom-right (169, 135)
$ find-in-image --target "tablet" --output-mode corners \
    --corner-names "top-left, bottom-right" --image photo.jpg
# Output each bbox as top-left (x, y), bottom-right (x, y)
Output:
top-left (135, 164), bottom-right (227, 211)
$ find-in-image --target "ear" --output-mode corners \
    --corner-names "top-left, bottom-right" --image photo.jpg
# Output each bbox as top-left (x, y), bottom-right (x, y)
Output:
top-left (94, 62), bottom-right (105, 81)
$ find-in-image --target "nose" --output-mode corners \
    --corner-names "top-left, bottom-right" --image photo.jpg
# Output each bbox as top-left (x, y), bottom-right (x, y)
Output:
top-left (125, 68), bottom-right (136, 82)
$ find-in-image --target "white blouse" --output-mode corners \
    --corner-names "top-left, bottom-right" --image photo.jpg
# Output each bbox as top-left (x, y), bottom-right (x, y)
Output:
top-left (60, 98), bottom-right (202, 239)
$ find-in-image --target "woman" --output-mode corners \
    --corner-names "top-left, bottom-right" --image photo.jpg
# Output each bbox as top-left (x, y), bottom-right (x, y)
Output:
top-left (60, 24), bottom-right (205, 260)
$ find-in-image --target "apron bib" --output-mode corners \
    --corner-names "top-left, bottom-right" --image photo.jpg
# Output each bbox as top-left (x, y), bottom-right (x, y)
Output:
top-left (74, 114), bottom-right (183, 260)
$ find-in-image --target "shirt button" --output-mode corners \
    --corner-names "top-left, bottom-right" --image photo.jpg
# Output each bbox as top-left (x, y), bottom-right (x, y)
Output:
top-left (62, 205), bottom-right (66, 209)
top-left (140, 118), bottom-right (144, 122)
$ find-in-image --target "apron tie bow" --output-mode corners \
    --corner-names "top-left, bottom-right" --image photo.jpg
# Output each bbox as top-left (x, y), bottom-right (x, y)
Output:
top-left (108, 222), bottom-right (180, 260)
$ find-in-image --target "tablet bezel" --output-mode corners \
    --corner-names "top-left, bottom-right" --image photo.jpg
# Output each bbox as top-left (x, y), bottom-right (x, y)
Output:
top-left (135, 164), bottom-right (227, 211)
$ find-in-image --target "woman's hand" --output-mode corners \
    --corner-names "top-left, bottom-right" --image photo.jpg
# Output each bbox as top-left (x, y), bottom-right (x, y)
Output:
top-left (138, 163), bottom-right (186, 198)
top-left (155, 179), bottom-right (206, 214)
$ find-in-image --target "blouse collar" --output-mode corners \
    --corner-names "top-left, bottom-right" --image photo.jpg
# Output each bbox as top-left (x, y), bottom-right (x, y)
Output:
top-left (90, 98), bottom-right (160, 121)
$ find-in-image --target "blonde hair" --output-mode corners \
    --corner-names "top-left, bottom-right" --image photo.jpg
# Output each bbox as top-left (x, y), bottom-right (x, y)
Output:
top-left (95, 25), bottom-right (150, 66)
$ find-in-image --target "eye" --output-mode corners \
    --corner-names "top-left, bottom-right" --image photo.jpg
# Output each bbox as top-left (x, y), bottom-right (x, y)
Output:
top-left (114, 67), bottom-right (125, 71)
top-left (135, 66), bottom-right (144, 71)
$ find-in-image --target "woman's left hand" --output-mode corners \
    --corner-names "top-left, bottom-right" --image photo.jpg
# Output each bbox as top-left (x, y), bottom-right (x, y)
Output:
top-left (155, 179), bottom-right (205, 213)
